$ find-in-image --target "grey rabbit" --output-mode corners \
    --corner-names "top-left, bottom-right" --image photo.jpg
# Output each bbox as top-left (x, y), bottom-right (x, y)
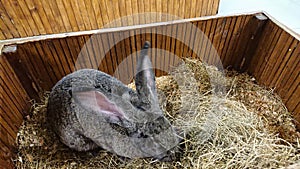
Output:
top-left (47, 41), bottom-right (181, 160)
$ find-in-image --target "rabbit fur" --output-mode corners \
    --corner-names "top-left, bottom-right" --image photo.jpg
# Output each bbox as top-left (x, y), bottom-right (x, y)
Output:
top-left (47, 41), bottom-right (180, 160)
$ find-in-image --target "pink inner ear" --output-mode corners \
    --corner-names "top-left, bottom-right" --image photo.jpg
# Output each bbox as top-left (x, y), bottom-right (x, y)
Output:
top-left (73, 90), bottom-right (124, 117)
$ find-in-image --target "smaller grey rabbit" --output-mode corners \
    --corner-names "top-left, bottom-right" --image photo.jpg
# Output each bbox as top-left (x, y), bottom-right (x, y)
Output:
top-left (47, 41), bottom-right (181, 160)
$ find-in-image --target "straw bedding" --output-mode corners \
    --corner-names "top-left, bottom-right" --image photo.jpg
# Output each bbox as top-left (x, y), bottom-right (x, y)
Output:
top-left (14, 58), bottom-right (300, 168)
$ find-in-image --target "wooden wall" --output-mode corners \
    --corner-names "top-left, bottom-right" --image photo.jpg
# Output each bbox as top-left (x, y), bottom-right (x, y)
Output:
top-left (0, 12), bottom-right (299, 168)
top-left (0, 0), bottom-right (219, 40)
top-left (248, 20), bottom-right (300, 125)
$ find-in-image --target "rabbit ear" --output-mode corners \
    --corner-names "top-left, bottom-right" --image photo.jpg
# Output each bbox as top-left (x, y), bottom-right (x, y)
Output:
top-left (135, 41), bottom-right (159, 109)
top-left (73, 90), bottom-right (125, 118)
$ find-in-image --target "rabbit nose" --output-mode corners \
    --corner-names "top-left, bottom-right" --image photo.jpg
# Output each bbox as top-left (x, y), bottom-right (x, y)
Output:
top-left (143, 41), bottom-right (151, 49)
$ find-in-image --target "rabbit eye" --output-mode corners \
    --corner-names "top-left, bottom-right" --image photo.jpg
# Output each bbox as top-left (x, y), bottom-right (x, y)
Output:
top-left (109, 123), bottom-right (130, 136)
top-left (68, 89), bottom-right (72, 96)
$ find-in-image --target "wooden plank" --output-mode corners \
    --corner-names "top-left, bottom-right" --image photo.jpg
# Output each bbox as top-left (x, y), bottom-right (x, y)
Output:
top-left (0, 27), bottom-right (5, 39)
top-left (0, 140), bottom-right (14, 169)
top-left (88, 34), bottom-right (102, 70)
top-left (0, 3), bottom-right (19, 38)
top-left (200, 0), bottom-right (207, 16)
top-left (0, 0), bottom-right (32, 37)
top-left (31, 0), bottom-right (53, 34)
top-left (259, 31), bottom-right (290, 85)
top-left (78, 0), bottom-right (92, 30)
top-left (81, 35), bottom-right (94, 69)
top-left (0, 116), bottom-right (17, 144)
top-left (131, 0), bottom-right (139, 25)
top-left (55, 0), bottom-right (72, 32)
top-left (210, 18), bottom-right (228, 67)
top-left (255, 27), bottom-right (283, 81)
top-left (84, 0), bottom-right (98, 30)
top-left (94, 34), bottom-right (109, 73)
top-left (0, 56), bottom-right (30, 109)
top-left (100, 33), bottom-right (114, 75)
top-left (33, 42), bottom-right (59, 83)
top-left (165, 24), bottom-right (172, 71)
top-left (1, 52), bottom-right (38, 99)
top-left (281, 63), bottom-right (300, 101)
top-left (201, 19), bottom-right (212, 63)
top-left (4, 48), bottom-right (40, 100)
top-left (286, 84), bottom-right (300, 111)
top-left (0, 158), bottom-right (13, 169)
top-left (185, 22), bottom-right (197, 58)
top-left (0, 17), bottom-right (13, 39)
top-left (61, 0), bottom-right (79, 32)
top-left (1, 80), bottom-right (23, 121)
top-left (217, 17), bottom-right (232, 64)
top-left (222, 16), bottom-right (246, 68)
top-left (113, 32), bottom-right (128, 83)
top-left (91, 0), bottom-right (104, 29)
top-left (190, 0), bottom-right (197, 18)
top-left (227, 15), bottom-right (250, 68)
top-left (212, 0), bottom-right (220, 15)
top-left (86, 35), bottom-right (99, 70)
top-left (107, 32), bottom-right (118, 77)
top-left (207, 0), bottom-right (214, 16)
top-left (191, 21), bottom-right (205, 60)
top-left (0, 100), bottom-right (20, 133)
top-left (293, 102), bottom-right (300, 130)
top-left (1, 69), bottom-right (28, 115)
top-left (24, 0), bottom-right (47, 35)
top-left (38, 0), bottom-right (62, 33)
top-left (52, 39), bottom-right (73, 75)
top-left (266, 38), bottom-right (298, 86)
top-left (137, 0), bottom-right (145, 25)
top-left (70, 0), bottom-right (86, 31)
top-left (17, 0), bottom-right (40, 35)
top-left (206, 18), bottom-right (219, 65)
top-left (276, 45), bottom-right (300, 91)
top-left (123, 31), bottom-right (134, 83)
top-left (28, 42), bottom-right (56, 89)
top-left (233, 14), bottom-right (268, 71)
top-left (59, 38), bottom-right (76, 72)
top-left (248, 21), bottom-right (277, 74)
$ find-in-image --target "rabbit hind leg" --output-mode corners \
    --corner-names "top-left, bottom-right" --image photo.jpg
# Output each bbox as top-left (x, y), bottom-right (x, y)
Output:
top-left (60, 128), bottom-right (98, 151)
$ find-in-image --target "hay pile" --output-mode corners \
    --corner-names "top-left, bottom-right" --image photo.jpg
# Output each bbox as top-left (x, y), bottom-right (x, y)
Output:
top-left (14, 58), bottom-right (300, 168)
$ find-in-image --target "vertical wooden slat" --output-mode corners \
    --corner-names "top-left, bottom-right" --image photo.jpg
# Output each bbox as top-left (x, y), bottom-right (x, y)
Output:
top-left (200, 19), bottom-right (212, 62)
top-left (0, 0), bottom-right (26, 38)
top-left (24, 0), bottom-right (47, 35)
top-left (222, 16), bottom-right (245, 67)
top-left (276, 45), bottom-right (300, 92)
top-left (259, 31), bottom-right (289, 84)
top-left (286, 84), bottom-right (300, 111)
top-left (17, 0), bottom-right (40, 35)
top-left (2, 51), bottom-right (40, 100)
top-left (55, 0), bottom-right (72, 32)
top-left (266, 38), bottom-right (298, 86)
top-left (1, 0), bottom-right (33, 37)
top-left (0, 4), bottom-right (19, 38)
top-left (0, 17), bottom-right (14, 39)
top-left (91, 0), bottom-right (104, 28)
top-left (216, 17), bottom-right (231, 63)
top-left (0, 56), bottom-right (30, 108)
top-left (0, 140), bottom-right (14, 169)
top-left (226, 15), bottom-right (250, 67)
top-left (84, 0), bottom-right (98, 30)
top-left (39, 0), bottom-right (62, 33)
top-left (205, 18), bottom-right (218, 65)
top-left (31, 0), bottom-right (54, 34)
